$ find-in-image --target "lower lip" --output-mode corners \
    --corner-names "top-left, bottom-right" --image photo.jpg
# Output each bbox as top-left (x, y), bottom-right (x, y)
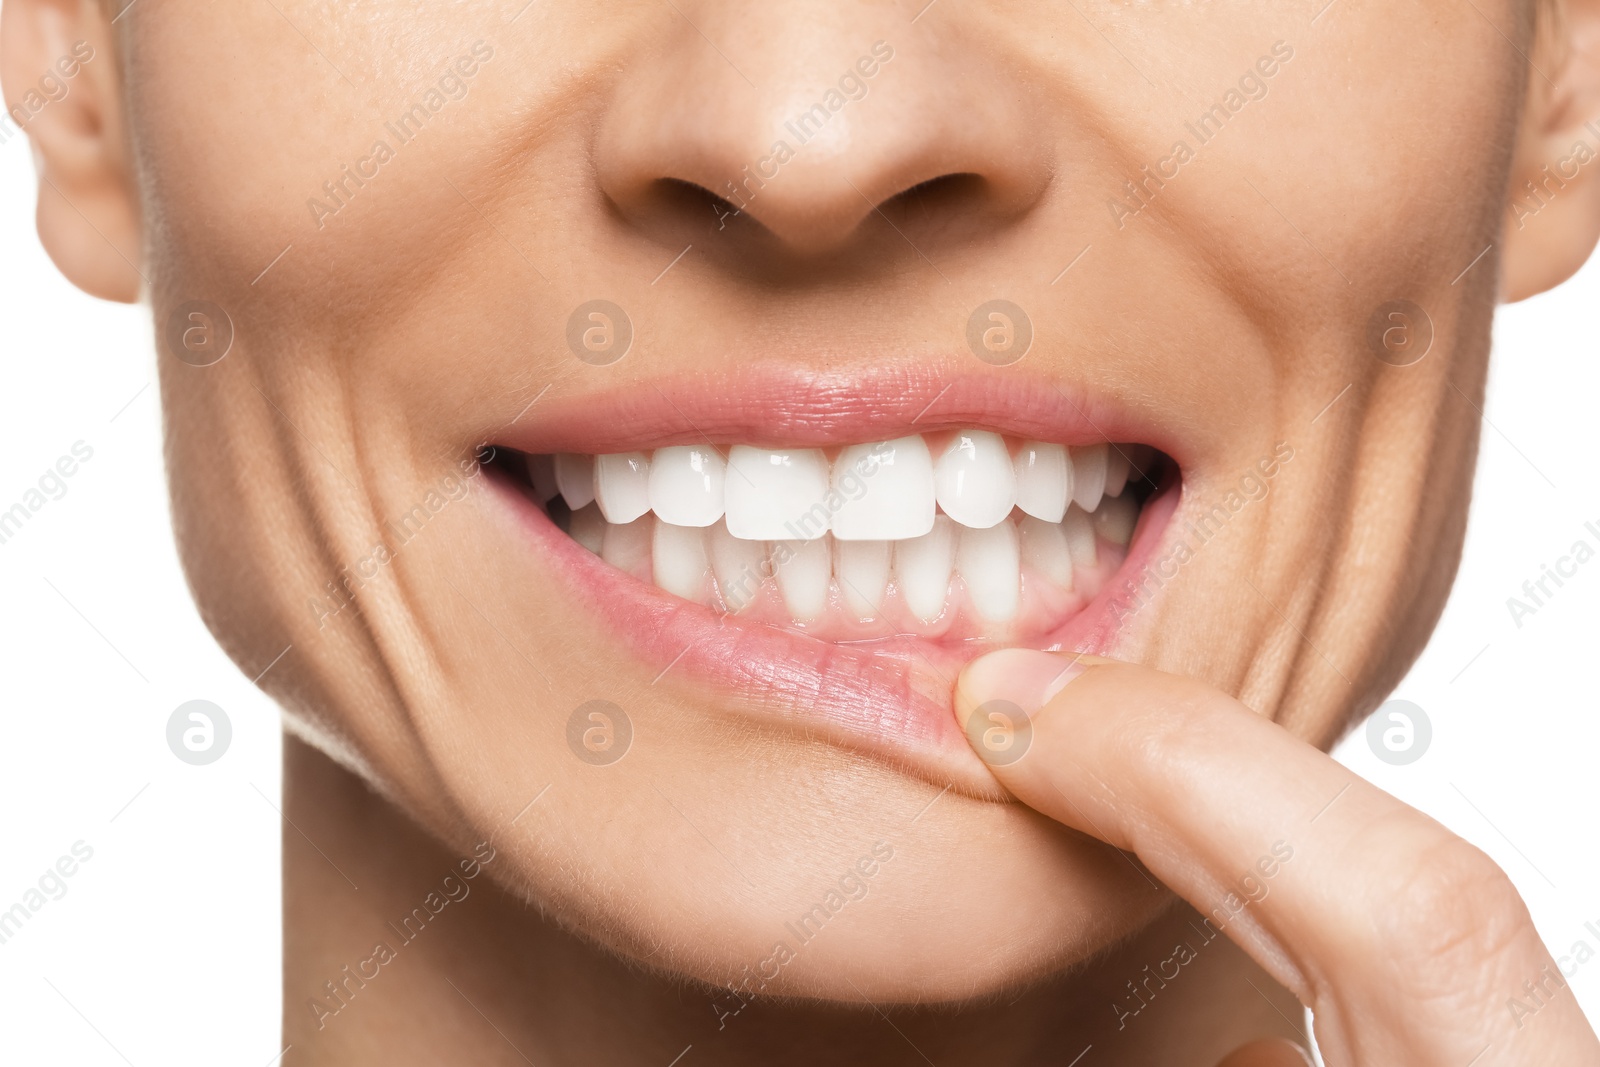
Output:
top-left (489, 472), bottom-right (1180, 789)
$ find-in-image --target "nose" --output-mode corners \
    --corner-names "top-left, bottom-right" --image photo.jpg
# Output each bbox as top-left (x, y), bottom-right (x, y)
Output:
top-left (594, 7), bottom-right (1052, 260)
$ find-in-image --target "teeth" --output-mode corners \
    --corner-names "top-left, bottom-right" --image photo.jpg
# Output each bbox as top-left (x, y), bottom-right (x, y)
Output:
top-left (648, 445), bottom-right (726, 528)
top-left (596, 452), bottom-right (651, 523)
top-left (527, 454), bottom-right (560, 502)
top-left (709, 522), bottom-right (768, 612)
top-left (1104, 448), bottom-right (1131, 498)
top-left (1094, 493), bottom-right (1139, 546)
top-left (934, 431), bottom-right (1016, 529)
top-left (652, 521), bottom-right (711, 601)
top-left (835, 540), bottom-right (891, 620)
top-left (541, 433), bottom-right (1161, 631)
top-left (601, 515), bottom-right (653, 579)
top-left (893, 515), bottom-right (956, 623)
top-left (569, 503), bottom-right (606, 553)
top-left (1019, 515), bottom-right (1073, 588)
top-left (957, 519), bottom-right (1020, 622)
top-left (830, 437), bottom-right (936, 541)
top-left (555, 453), bottom-right (596, 510)
top-left (1070, 444), bottom-right (1108, 512)
top-left (725, 447), bottom-right (830, 541)
top-left (1062, 505), bottom-right (1098, 571)
top-left (774, 538), bottom-right (831, 622)
top-left (1013, 441), bottom-right (1072, 523)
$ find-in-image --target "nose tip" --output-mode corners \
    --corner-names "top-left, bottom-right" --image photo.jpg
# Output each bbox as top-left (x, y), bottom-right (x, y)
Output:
top-left (595, 26), bottom-right (1050, 260)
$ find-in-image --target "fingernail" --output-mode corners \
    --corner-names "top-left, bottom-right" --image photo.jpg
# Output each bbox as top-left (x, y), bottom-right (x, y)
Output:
top-left (957, 648), bottom-right (1088, 720)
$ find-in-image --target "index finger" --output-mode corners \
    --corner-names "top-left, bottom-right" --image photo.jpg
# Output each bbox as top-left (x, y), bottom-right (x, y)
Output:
top-left (954, 649), bottom-right (1594, 1064)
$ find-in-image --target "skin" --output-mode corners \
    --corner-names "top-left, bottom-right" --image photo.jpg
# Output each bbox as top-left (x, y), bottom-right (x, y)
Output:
top-left (6, 0), bottom-right (1600, 1063)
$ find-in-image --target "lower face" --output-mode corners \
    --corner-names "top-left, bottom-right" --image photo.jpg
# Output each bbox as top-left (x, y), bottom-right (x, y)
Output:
top-left (139, 0), bottom-right (1522, 1000)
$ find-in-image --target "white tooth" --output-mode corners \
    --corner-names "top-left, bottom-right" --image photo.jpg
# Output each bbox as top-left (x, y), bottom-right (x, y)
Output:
top-left (601, 514), bottom-right (653, 579)
top-left (934, 431), bottom-right (1016, 529)
top-left (569, 503), bottom-right (605, 554)
top-left (555, 453), bottom-right (596, 510)
top-left (595, 452), bottom-right (651, 523)
top-left (709, 522), bottom-right (768, 612)
top-left (957, 519), bottom-right (1020, 623)
top-left (893, 515), bottom-right (956, 623)
top-left (1019, 515), bottom-right (1073, 588)
top-left (1013, 441), bottom-right (1072, 523)
top-left (1062, 505), bottom-right (1098, 572)
top-left (1104, 448), bottom-right (1132, 498)
top-left (652, 521), bottom-right (711, 602)
top-left (835, 540), bottom-right (890, 619)
top-left (648, 445), bottom-right (726, 528)
top-left (831, 437), bottom-right (936, 541)
top-left (773, 538), bottom-right (831, 622)
top-left (527, 454), bottom-right (560, 502)
top-left (724, 446), bottom-right (830, 541)
top-left (1094, 493), bottom-right (1139, 546)
top-left (1070, 444), bottom-right (1108, 512)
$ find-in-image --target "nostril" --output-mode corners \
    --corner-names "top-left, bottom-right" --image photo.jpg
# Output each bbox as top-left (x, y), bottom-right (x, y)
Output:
top-left (877, 173), bottom-right (990, 234)
top-left (636, 172), bottom-right (1004, 259)
top-left (647, 178), bottom-right (749, 233)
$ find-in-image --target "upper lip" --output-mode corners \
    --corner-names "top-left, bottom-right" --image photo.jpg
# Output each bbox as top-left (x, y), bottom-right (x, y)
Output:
top-left (488, 359), bottom-right (1180, 460)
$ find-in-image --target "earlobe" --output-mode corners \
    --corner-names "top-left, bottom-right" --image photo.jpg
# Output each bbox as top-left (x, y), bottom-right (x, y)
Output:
top-left (1502, 0), bottom-right (1600, 303)
top-left (1, 0), bottom-right (141, 302)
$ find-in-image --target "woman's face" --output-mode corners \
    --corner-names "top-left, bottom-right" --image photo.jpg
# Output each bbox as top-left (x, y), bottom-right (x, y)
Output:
top-left (54, 0), bottom-right (1584, 1000)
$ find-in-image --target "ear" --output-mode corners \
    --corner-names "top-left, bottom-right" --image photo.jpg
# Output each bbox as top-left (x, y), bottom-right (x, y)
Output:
top-left (1, 0), bottom-right (140, 302)
top-left (1503, 0), bottom-right (1600, 302)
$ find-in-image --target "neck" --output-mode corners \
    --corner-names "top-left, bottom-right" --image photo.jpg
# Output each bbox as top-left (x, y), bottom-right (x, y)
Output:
top-left (282, 736), bottom-right (1304, 1065)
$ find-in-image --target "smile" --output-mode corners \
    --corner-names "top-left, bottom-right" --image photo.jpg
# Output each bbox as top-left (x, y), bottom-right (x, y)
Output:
top-left (484, 369), bottom-right (1182, 782)
top-left (515, 433), bottom-right (1159, 643)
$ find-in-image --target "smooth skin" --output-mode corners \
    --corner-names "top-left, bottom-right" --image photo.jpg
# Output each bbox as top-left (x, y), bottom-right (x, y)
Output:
top-left (7, 0), bottom-right (1600, 1063)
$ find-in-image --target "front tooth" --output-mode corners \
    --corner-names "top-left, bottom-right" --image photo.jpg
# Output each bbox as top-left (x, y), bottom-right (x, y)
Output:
top-left (893, 515), bottom-right (956, 623)
top-left (648, 445), bottom-right (726, 528)
top-left (1104, 448), bottom-right (1131, 498)
top-left (830, 437), bottom-right (936, 541)
top-left (957, 519), bottom-right (1020, 622)
top-left (724, 447), bottom-right (830, 540)
top-left (569, 503), bottom-right (605, 553)
top-left (835, 540), bottom-right (891, 620)
top-left (601, 515), bottom-right (653, 579)
top-left (1094, 493), bottom-right (1139, 546)
top-left (1013, 441), bottom-right (1072, 523)
top-left (1070, 444), bottom-right (1108, 512)
top-left (1019, 515), bottom-right (1073, 588)
top-left (555, 453), bottom-right (596, 510)
top-left (1062, 505), bottom-right (1098, 571)
top-left (652, 521), bottom-right (711, 602)
top-left (527, 454), bottom-right (560, 502)
top-left (595, 452), bottom-right (651, 523)
top-left (934, 431), bottom-right (1016, 529)
top-left (773, 538), bottom-right (831, 622)
top-left (709, 522), bottom-right (768, 612)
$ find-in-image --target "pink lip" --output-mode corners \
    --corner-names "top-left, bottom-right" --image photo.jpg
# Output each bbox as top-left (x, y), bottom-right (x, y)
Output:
top-left (493, 362), bottom-right (1188, 461)
top-left (485, 369), bottom-right (1182, 793)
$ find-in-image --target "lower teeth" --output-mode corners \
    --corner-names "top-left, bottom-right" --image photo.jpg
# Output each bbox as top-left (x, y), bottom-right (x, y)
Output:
top-left (555, 494), bottom-right (1141, 641)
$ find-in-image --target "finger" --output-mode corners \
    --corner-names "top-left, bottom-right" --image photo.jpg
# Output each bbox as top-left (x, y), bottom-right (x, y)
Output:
top-left (1214, 1039), bottom-right (1313, 1067)
top-left (954, 649), bottom-right (1598, 1064)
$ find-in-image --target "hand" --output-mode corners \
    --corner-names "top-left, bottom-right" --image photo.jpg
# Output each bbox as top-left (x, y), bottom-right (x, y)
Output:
top-left (953, 650), bottom-right (1599, 1066)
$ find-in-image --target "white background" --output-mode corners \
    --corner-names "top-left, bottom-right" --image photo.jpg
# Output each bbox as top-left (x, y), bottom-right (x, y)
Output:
top-left (2, 76), bottom-right (1598, 1067)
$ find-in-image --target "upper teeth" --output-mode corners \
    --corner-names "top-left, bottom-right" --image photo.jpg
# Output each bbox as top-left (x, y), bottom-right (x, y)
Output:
top-left (531, 433), bottom-right (1141, 538)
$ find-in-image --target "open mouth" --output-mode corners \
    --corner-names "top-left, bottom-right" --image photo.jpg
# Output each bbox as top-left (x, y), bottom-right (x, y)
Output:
top-left (504, 435), bottom-right (1165, 645)
top-left (480, 372), bottom-right (1182, 783)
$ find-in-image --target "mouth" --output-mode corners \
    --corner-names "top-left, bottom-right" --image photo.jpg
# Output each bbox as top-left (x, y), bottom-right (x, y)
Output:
top-left (483, 370), bottom-right (1181, 789)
